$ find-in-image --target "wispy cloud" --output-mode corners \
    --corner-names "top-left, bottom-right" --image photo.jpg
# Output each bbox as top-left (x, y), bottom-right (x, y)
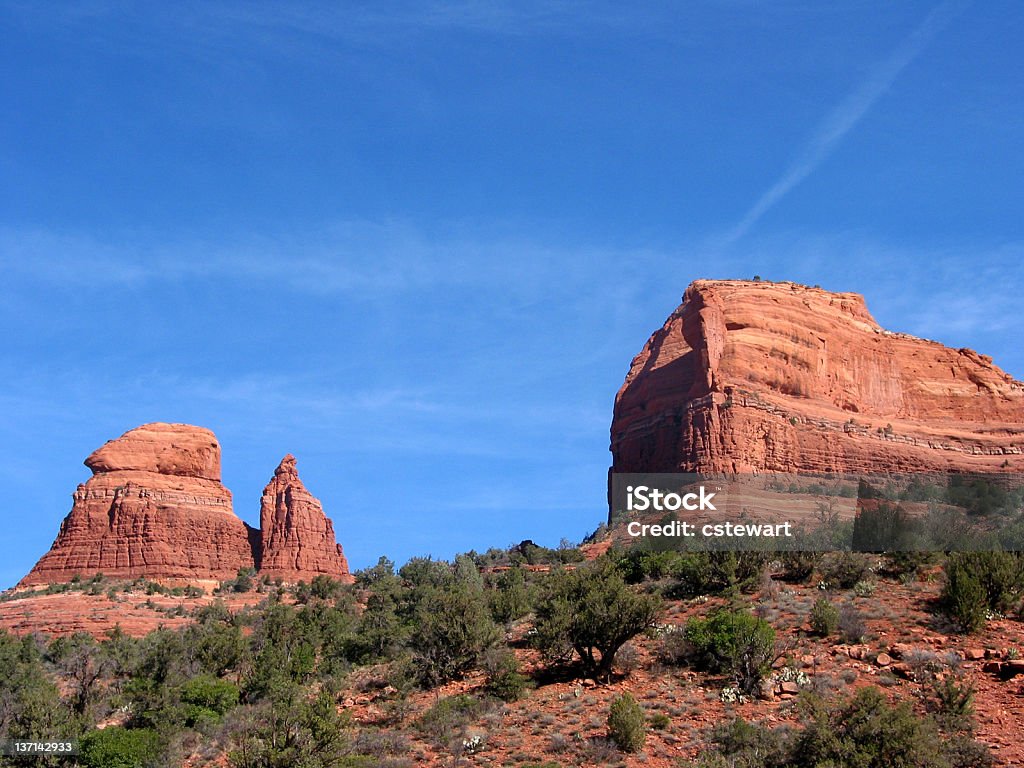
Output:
top-left (5, 1), bottom-right (647, 61)
top-left (719, 0), bottom-right (968, 246)
top-left (0, 221), bottom-right (650, 300)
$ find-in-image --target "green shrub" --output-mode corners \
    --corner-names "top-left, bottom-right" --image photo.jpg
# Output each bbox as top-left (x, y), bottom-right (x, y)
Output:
top-left (482, 648), bottom-right (529, 702)
top-left (227, 689), bottom-right (348, 768)
top-left (409, 584), bottom-right (500, 687)
top-left (415, 695), bottom-right (486, 745)
top-left (818, 551), bottom-right (872, 589)
top-left (708, 716), bottom-right (790, 764)
top-left (885, 551), bottom-right (938, 577)
top-left (852, 579), bottom-right (876, 597)
top-left (795, 687), bottom-right (989, 768)
top-left (809, 597), bottom-right (839, 637)
top-left (607, 693), bottom-right (645, 752)
top-left (180, 674), bottom-right (240, 726)
top-left (310, 574), bottom-right (342, 601)
top-left (684, 609), bottom-right (775, 694)
top-left (488, 566), bottom-right (534, 623)
top-left (79, 727), bottom-right (161, 768)
top-left (649, 712), bottom-right (671, 730)
top-left (696, 687), bottom-right (991, 768)
top-left (930, 675), bottom-right (976, 732)
top-left (942, 558), bottom-right (990, 633)
top-left (669, 551), bottom-right (769, 597)
top-left (942, 552), bottom-right (1023, 630)
top-left (230, 568), bottom-right (255, 594)
top-left (852, 501), bottom-right (924, 551)
top-left (532, 557), bottom-right (661, 680)
top-left (778, 551), bottom-right (820, 582)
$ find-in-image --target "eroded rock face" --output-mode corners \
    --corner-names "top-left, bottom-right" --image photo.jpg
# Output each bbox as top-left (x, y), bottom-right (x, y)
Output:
top-left (19, 426), bottom-right (354, 587)
top-left (258, 455), bottom-right (353, 583)
top-left (610, 280), bottom-right (1024, 492)
top-left (19, 424), bottom-right (255, 586)
top-left (84, 422), bottom-right (222, 480)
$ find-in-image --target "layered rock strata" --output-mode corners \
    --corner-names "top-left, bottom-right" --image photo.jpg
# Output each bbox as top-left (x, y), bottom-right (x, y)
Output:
top-left (610, 280), bottom-right (1024, 502)
top-left (19, 424), bottom-right (352, 586)
top-left (258, 455), bottom-right (353, 583)
top-left (20, 424), bottom-right (254, 585)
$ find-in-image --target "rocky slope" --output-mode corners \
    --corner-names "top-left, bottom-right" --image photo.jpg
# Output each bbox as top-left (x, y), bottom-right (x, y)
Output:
top-left (18, 424), bottom-right (352, 586)
top-left (611, 280), bottom-right (1024, 490)
top-left (258, 454), bottom-right (353, 583)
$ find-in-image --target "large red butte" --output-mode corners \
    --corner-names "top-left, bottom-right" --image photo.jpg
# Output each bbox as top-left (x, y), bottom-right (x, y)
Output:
top-left (610, 280), bottom-right (1024, 493)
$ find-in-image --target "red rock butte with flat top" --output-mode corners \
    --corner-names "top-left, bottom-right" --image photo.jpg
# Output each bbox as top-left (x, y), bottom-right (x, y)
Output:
top-left (610, 280), bottom-right (1024, 498)
top-left (18, 423), bottom-right (352, 586)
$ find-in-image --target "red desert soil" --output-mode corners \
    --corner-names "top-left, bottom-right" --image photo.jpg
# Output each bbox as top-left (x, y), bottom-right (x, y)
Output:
top-left (0, 585), bottom-right (264, 638)
top-left (261, 574), bottom-right (1023, 767)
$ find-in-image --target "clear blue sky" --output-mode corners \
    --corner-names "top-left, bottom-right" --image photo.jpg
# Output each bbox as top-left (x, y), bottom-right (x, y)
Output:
top-left (2, 1), bottom-right (1022, 589)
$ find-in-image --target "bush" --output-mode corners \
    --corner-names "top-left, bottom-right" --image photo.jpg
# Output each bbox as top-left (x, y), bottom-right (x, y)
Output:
top-left (415, 695), bottom-right (486, 745)
top-left (649, 712), bottom-right (671, 730)
top-left (684, 609), bottom-right (775, 694)
top-left (930, 674), bottom-right (976, 732)
top-left (229, 568), bottom-right (255, 594)
top-left (227, 689), bottom-right (348, 768)
top-left (942, 558), bottom-right (990, 633)
top-left (658, 625), bottom-right (689, 666)
top-left (708, 716), bottom-right (790, 764)
top-left (795, 687), bottom-right (987, 767)
top-left (532, 558), bottom-right (661, 680)
top-left (180, 674), bottom-right (240, 726)
top-left (778, 551), bottom-right (820, 582)
top-left (809, 597), bottom-right (839, 637)
top-left (942, 551), bottom-right (1023, 633)
top-left (669, 551), bottom-right (769, 597)
top-left (409, 584), bottom-right (500, 687)
top-left (698, 687), bottom-right (991, 768)
top-left (837, 603), bottom-right (866, 644)
top-left (607, 693), bottom-right (645, 752)
top-left (818, 552), bottom-right (872, 589)
top-left (852, 501), bottom-right (923, 551)
top-left (886, 551), bottom-right (938, 577)
top-left (79, 727), bottom-right (161, 768)
top-left (482, 648), bottom-right (529, 702)
top-left (310, 574), bottom-right (343, 601)
top-left (488, 566), bottom-right (534, 623)
top-left (852, 579), bottom-right (876, 597)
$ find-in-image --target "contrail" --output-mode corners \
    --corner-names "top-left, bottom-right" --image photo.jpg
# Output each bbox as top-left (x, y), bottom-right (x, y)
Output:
top-left (720, 0), bottom-right (968, 246)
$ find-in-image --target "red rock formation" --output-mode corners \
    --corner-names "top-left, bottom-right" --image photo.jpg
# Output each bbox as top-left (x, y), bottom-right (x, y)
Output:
top-left (611, 280), bottom-right (1024, 487)
top-left (19, 424), bottom-right (256, 586)
top-left (258, 455), bottom-right (353, 583)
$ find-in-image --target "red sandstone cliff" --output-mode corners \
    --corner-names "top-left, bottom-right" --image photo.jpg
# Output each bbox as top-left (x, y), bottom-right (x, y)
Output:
top-left (611, 280), bottom-right (1024, 484)
top-left (19, 424), bottom-right (255, 586)
top-left (258, 455), bottom-right (353, 583)
top-left (19, 426), bottom-right (354, 587)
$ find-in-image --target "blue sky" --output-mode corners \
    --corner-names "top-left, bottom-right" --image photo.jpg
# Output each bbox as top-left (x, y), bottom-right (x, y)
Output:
top-left (1, 1), bottom-right (1022, 589)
